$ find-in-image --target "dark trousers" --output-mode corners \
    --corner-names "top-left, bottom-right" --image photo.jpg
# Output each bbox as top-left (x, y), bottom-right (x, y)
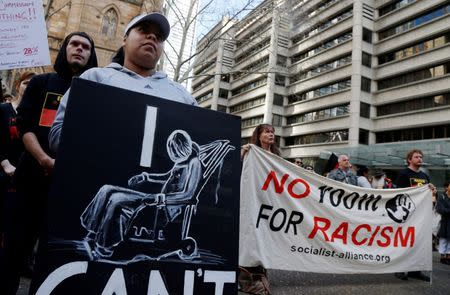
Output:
top-left (0, 171), bottom-right (49, 295)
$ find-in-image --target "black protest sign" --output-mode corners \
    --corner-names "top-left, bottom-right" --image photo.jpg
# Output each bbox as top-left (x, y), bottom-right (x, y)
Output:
top-left (31, 79), bottom-right (241, 295)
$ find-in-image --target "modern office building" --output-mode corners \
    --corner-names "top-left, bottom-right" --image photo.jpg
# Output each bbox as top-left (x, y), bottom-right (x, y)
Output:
top-left (191, 0), bottom-right (450, 183)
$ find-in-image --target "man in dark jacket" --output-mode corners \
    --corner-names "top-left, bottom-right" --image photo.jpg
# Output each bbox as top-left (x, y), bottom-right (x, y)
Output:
top-left (0, 32), bottom-right (98, 295)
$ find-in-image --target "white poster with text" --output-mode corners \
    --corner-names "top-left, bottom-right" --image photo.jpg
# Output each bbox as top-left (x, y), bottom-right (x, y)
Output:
top-left (0, 0), bottom-right (51, 70)
top-left (239, 145), bottom-right (432, 274)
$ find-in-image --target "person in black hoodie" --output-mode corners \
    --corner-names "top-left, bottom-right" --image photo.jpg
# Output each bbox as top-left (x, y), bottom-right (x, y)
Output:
top-left (0, 31), bottom-right (97, 295)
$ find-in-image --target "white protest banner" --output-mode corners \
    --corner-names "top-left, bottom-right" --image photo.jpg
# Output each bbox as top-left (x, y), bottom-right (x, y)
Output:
top-left (239, 145), bottom-right (432, 274)
top-left (0, 0), bottom-right (51, 70)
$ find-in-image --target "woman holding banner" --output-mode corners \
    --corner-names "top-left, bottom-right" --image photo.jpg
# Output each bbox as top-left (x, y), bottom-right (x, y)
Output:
top-left (239, 123), bottom-right (280, 295)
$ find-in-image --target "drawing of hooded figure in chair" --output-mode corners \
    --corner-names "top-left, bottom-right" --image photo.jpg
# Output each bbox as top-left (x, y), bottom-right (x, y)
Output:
top-left (81, 129), bottom-right (235, 260)
top-left (81, 130), bottom-right (202, 260)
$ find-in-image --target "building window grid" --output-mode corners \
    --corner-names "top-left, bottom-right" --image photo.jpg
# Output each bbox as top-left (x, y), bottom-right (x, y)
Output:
top-left (229, 95), bottom-right (266, 113)
top-left (272, 114), bottom-right (283, 127)
top-left (218, 88), bottom-right (229, 99)
top-left (287, 103), bottom-right (350, 125)
top-left (232, 56), bottom-right (269, 80)
top-left (291, 31), bottom-right (352, 64)
top-left (273, 94), bottom-right (284, 106)
top-left (361, 77), bottom-right (371, 93)
top-left (231, 77), bottom-right (267, 96)
top-left (360, 102), bottom-right (371, 118)
top-left (379, 0), bottom-right (416, 17)
top-left (293, 0), bottom-right (340, 27)
top-left (289, 54), bottom-right (352, 84)
top-left (359, 129), bottom-right (369, 145)
top-left (378, 4), bottom-right (450, 40)
top-left (378, 33), bottom-right (450, 65)
top-left (292, 8), bottom-right (353, 44)
top-left (241, 115), bottom-right (264, 128)
top-left (195, 90), bottom-right (213, 103)
top-left (192, 76), bottom-right (215, 92)
top-left (362, 52), bottom-right (372, 68)
top-left (376, 124), bottom-right (450, 143)
top-left (378, 62), bottom-right (450, 90)
top-left (193, 58), bottom-right (216, 76)
top-left (362, 28), bottom-right (372, 44)
top-left (275, 75), bottom-right (286, 86)
top-left (277, 55), bottom-right (288, 67)
top-left (236, 19), bottom-right (272, 49)
top-left (288, 78), bottom-right (351, 104)
top-left (285, 129), bottom-right (349, 146)
top-left (235, 38), bottom-right (271, 64)
top-left (377, 93), bottom-right (450, 116)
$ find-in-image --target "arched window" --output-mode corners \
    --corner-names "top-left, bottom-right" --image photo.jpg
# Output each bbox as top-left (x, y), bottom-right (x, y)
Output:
top-left (101, 9), bottom-right (118, 38)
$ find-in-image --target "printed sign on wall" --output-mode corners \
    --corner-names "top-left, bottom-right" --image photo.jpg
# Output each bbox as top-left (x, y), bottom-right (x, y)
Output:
top-left (0, 0), bottom-right (51, 70)
top-left (32, 79), bottom-right (241, 294)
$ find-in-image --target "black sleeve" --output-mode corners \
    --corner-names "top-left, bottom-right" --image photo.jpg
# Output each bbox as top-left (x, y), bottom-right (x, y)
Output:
top-left (394, 171), bottom-right (409, 188)
top-left (0, 105), bottom-right (8, 163)
top-left (436, 194), bottom-right (450, 216)
top-left (16, 75), bottom-right (46, 136)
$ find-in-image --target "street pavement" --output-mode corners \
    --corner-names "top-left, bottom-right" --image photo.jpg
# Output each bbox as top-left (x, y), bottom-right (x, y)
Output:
top-left (19, 252), bottom-right (449, 294)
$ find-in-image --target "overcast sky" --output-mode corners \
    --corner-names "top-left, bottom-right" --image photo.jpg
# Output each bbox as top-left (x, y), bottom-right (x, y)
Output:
top-left (195, 0), bottom-right (263, 39)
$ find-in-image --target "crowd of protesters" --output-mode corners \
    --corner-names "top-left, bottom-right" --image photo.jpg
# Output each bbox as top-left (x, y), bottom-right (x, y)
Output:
top-left (0, 12), bottom-right (449, 295)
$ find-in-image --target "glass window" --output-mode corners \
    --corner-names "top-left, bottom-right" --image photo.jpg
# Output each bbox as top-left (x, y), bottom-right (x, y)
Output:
top-left (219, 88), bottom-right (228, 99)
top-left (360, 102), bottom-right (370, 118)
top-left (362, 52), bottom-right (371, 68)
top-left (361, 77), bottom-right (371, 92)
top-left (434, 36), bottom-right (445, 47)
top-left (359, 129), bottom-right (369, 145)
top-left (379, 3), bottom-right (450, 40)
top-left (434, 65), bottom-right (445, 76)
top-left (362, 28), bottom-right (372, 43)
top-left (272, 114), bottom-right (283, 127)
top-left (434, 95), bottom-right (445, 105)
top-left (273, 94), bottom-right (284, 106)
top-left (101, 9), bottom-right (118, 39)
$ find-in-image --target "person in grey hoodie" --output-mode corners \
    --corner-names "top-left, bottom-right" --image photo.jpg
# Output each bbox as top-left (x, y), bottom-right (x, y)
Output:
top-left (49, 12), bottom-right (196, 152)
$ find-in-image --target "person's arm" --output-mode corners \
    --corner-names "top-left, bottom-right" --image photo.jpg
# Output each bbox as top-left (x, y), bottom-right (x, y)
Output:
top-left (16, 75), bottom-right (54, 174)
top-left (48, 89), bottom-right (70, 153)
top-left (241, 144), bottom-right (250, 160)
top-left (0, 106), bottom-right (13, 175)
top-left (128, 171), bottom-right (170, 187)
top-left (23, 132), bottom-right (54, 174)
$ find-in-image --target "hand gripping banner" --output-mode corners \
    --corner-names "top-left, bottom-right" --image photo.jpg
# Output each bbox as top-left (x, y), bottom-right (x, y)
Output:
top-left (239, 145), bottom-right (432, 274)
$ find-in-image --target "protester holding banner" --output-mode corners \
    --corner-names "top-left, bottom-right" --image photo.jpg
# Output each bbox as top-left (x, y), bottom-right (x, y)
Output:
top-left (0, 72), bottom-right (35, 185)
top-left (0, 71), bottom-right (35, 244)
top-left (394, 149), bottom-right (437, 281)
top-left (241, 124), bottom-right (280, 160)
top-left (239, 123), bottom-right (280, 295)
top-left (327, 154), bottom-right (357, 185)
top-left (436, 182), bottom-right (450, 265)
top-left (49, 12), bottom-right (196, 153)
top-left (0, 32), bottom-right (97, 294)
top-left (356, 165), bottom-right (371, 188)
